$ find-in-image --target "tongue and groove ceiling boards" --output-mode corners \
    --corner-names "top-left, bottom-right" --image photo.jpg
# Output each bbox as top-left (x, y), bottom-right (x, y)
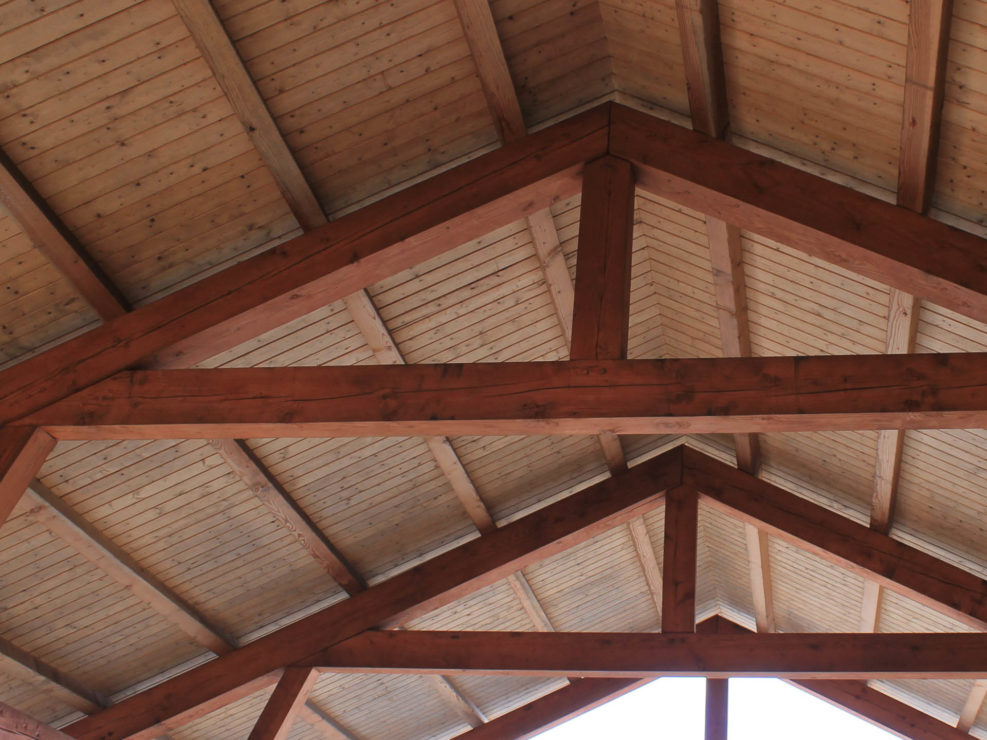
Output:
top-left (0, 0), bottom-right (987, 738)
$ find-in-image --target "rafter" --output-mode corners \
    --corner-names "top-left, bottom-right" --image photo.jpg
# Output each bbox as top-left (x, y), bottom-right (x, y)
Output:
top-left (0, 150), bottom-right (129, 320)
top-left (662, 485), bottom-right (698, 633)
top-left (674, 0), bottom-right (729, 138)
top-left (628, 517), bottom-right (663, 619)
top-left (313, 629), bottom-right (987, 678)
top-left (610, 103), bottom-right (987, 324)
top-left (507, 572), bottom-right (556, 632)
top-left (0, 700), bottom-right (73, 740)
top-left (24, 480), bottom-right (234, 655)
top-left (62, 449), bottom-right (681, 740)
top-left (0, 635), bottom-right (106, 715)
top-left (30, 353), bottom-right (987, 439)
top-left (685, 448), bottom-right (987, 631)
top-left (958, 679), bottom-right (987, 733)
top-left (744, 524), bottom-right (776, 634)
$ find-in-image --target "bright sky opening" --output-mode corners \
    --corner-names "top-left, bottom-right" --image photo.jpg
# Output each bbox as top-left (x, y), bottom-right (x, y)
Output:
top-left (534, 678), bottom-right (899, 739)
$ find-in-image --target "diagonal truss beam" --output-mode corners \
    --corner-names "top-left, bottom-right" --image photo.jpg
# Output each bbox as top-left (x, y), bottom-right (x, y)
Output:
top-left (0, 426), bottom-right (55, 527)
top-left (28, 353), bottom-right (987, 439)
top-left (0, 700), bottom-right (74, 740)
top-left (684, 448), bottom-right (987, 631)
top-left (0, 108), bottom-right (606, 426)
top-left (609, 103), bottom-right (987, 324)
top-left (62, 448), bottom-right (681, 739)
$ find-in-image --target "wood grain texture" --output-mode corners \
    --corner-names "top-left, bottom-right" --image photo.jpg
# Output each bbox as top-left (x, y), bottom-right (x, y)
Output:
top-left (171, 0), bottom-right (326, 230)
top-left (610, 103), bottom-right (987, 324)
top-left (0, 635), bottom-right (106, 714)
top-left (897, 0), bottom-right (954, 212)
top-left (0, 149), bottom-right (129, 320)
top-left (455, 678), bottom-right (647, 739)
top-left (685, 448), bottom-right (987, 631)
top-left (25, 481), bottom-right (235, 655)
top-left (314, 630), bottom-right (987, 678)
top-left (744, 524), bottom-right (775, 633)
top-left (63, 449), bottom-right (681, 740)
top-left (248, 668), bottom-right (318, 740)
top-left (628, 517), bottom-right (663, 619)
top-left (0, 700), bottom-right (73, 740)
top-left (662, 485), bottom-right (698, 633)
top-left (209, 439), bottom-right (366, 593)
top-left (0, 427), bottom-right (54, 527)
top-left (453, 0), bottom-right (526, 142)
top-left (570, 156), bottom-right (636, 361)
top-left (0, 106), bottom-right (608, 425)
top-left (31, 353), bottom-right (987, 439)
top-left (675, 0), bottom-right (729, 137)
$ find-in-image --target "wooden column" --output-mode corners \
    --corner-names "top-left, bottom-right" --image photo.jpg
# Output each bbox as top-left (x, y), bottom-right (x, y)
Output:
top-left (662, 486), bottom-right (699, 633)
top-left (249, 668), bottom-right (319, 740)
top-left (570, 156), bottom-right (636, 361)
top-left (705, 679), bottom-right (728, 740)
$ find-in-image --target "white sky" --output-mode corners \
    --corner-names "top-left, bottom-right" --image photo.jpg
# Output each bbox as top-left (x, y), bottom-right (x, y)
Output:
top-left (533, 678), bottom-right (899, 739)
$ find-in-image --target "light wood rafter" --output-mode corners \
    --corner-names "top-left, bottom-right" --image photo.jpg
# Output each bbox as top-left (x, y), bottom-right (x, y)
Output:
top-left (675, 0), bottom-right (729, 138)
top-left (31, 352), bottom-right (987, 439)
top-left (0, 700), bottom-right (73, 740)
top-left (62, 450), bottom-right (682, 740)
top-left (628, 517), bottom-right (663, 620)
top-left (24, 480), bottom-right (234, 654)
top-left (0, 151), bottom-right (130, 320)
top-left (744, 523), bottom-right (776, 634)
top-left (507, 572), bottom-right (556, 632)
top-left (0, 634), bottom-right (106, 714)
top-left (958, 680), bottom-right (987, 733)
top-left (661, 486), bottom-right (698, 633)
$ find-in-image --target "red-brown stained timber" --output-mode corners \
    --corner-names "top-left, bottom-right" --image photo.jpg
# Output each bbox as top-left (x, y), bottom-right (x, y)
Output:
top-left (661, 486), bottom-right (698, 633)
top-left (570, 156), bottom-right (636, 361)
top-left (62, 448), bottom-right (681, 740)
top-left (0, 107), bottom-right (609, 427)
top-left (705, 679), bottom-right (728, 740)
top-left (310, 630), bottom-right (987, 678)
top-left (27, 353), bottom-right (987, 439)
top-left (609, 103), bottom-right (987, 324)
top-left (684, 448), bottom-right (987, 631)
top-left (0, 426), bottom-right (54, 527)
top-left (675, 0), bottom-right (730, 138)
top-left (248, 667), bottom-right (319, 740)
top-left (0, 700), bottom-right (75, 740)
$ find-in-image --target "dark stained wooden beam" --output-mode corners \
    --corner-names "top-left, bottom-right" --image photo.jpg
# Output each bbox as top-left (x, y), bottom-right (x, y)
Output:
top-left (897, 0), bottom-right (954, 213)
top-left (570, 155), bottom-right (636, 361)
top-left (0, 426), bottom-right (55, 527)
top-left (454, 678), bottom-right (647, 739)
top-left (0, 635), bottom-right (107, 714)
top-left (311, 630), bottom-right (987, 678)
top-left (0, 700), bottom-right (74, 740)
top-left (661, 486), bottom-right (698, 633)
top-left (0, 150), bottom-right (130, 320)
top-left (0, 108), bottom-right (607, 427)
top-left (609, 103), bottom-right (987, 324)
top-left (675, 0), bottom-right (729, 138)
top-left (29, 353), bottom-right (987, 439)
top-left (248, 668), bottom-right (319, 740)
top-left (684, 448), bottom-right (987, 631)
top-left (63, 448), bottom-right (681, 740)
top-left (704, 679), bottom-right (728, 740)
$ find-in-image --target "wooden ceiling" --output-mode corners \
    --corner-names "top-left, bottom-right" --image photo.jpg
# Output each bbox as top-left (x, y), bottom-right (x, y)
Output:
top-left (1, 0), bottom-right (987, 738)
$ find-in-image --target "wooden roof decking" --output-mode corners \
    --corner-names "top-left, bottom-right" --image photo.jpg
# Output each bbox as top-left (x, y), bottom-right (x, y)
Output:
top-left (1, 0), bottom-right (987, 738)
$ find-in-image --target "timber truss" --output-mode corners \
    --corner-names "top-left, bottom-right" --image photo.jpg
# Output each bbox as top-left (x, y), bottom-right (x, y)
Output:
top-left (1, 97), bottom-right (987, 738)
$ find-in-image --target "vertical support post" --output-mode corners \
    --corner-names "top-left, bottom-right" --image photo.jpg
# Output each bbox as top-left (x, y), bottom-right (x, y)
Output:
top-left (705, 678), bottom-right (729, 740)
top-left (570, 155), bottom-right (636, 361)
top-left (662, 486), bottom-right (699, 633)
